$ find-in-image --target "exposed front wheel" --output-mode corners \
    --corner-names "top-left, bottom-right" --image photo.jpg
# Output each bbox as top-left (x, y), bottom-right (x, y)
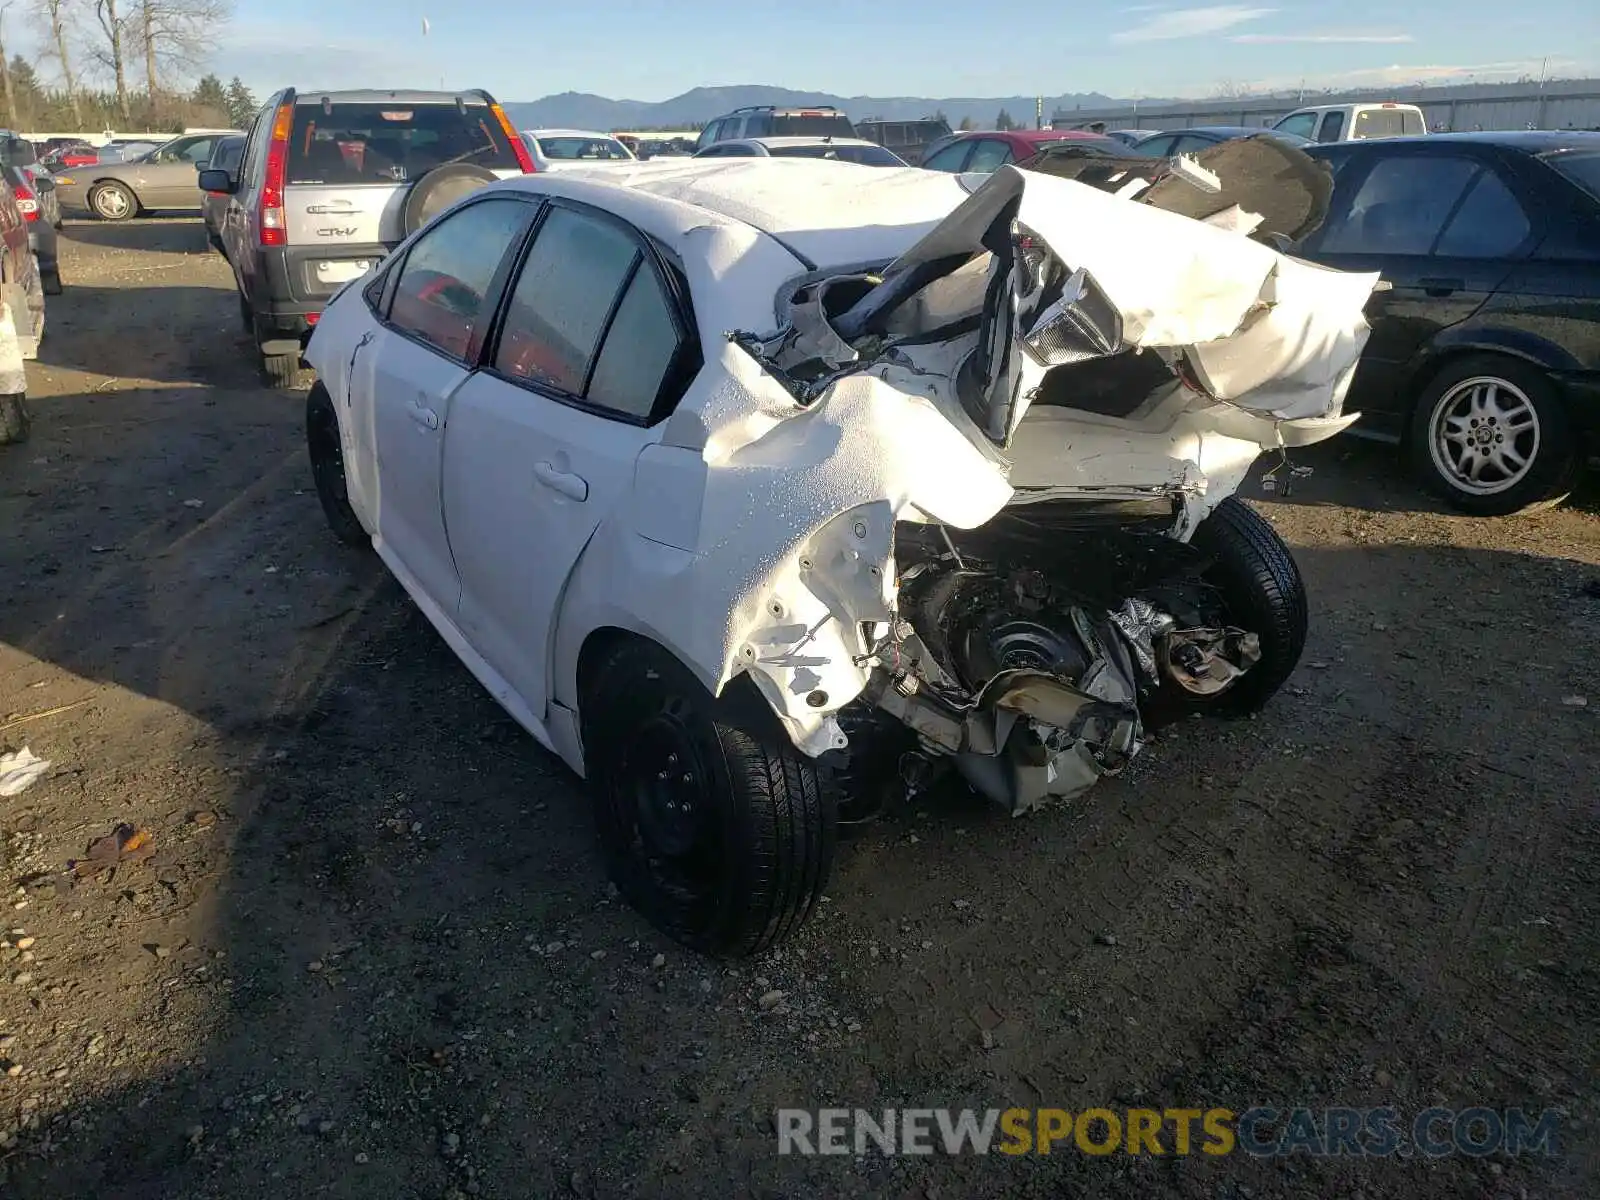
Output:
top-left (89, 182), bottom-right (137, 222)
top-left (1407, 355), bottom-right (1576, 516)
top-left (306, 385), bottom-right (368, 547)
top-left (582, 639), bottom-right (838, 958)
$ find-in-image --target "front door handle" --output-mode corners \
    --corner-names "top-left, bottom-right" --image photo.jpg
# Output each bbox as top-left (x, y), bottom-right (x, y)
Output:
top-left (1419, 277), bottom-right (1464, 297)
top-left (533, 461), bottom-right (588, 502)
top-left (407, 397), bottom-right (439, 430)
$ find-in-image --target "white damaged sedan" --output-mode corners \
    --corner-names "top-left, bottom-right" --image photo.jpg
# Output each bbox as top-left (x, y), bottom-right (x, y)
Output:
top-left (305, 155), bottom-right (1378, 956)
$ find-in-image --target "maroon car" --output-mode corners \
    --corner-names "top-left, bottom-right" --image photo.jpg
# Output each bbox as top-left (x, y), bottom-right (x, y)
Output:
top-left (919, 129), bottom-right (1121, 173)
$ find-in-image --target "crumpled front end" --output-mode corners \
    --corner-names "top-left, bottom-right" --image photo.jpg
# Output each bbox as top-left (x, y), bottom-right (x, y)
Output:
top-left (594, 160), bottom-right (1379, 813)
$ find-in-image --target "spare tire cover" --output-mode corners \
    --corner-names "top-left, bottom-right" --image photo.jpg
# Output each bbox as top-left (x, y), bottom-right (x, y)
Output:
top-left (402, 164), bottom-right (501, 236)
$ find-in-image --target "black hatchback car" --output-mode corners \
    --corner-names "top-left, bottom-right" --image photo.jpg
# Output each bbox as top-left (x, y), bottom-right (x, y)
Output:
top-left (1298, 132), bottom-right (1600, 515)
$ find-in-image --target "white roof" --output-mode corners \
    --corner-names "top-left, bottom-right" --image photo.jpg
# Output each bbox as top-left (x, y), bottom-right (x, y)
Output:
top-left (502, 159), bottom-right (968, 268)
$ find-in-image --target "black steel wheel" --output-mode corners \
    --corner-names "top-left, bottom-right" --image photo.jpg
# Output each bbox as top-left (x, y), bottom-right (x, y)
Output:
top-left (582, 639), bottom-right (837, 957)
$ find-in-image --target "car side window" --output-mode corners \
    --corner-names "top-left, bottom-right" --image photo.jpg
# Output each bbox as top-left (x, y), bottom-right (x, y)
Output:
top-left (718, 117), bottom-right (742, 140)
top-left (494, 206), bottom-right (642, 396)
top-left (1136, 134), bottom-right (1178, 157)
top-left (921, 141), bottom-right (972, 172)
top-left (1434, 168), bottom-right (1532, 257)
top-left (1171, 135), bottom-right (1213, 155)
top-left (744, 114), bottom-right (772, 137)
top-left (1317, 112), bottom-right (1345, 142)
top-left (494, 207), bottom-right (691, 422)
top-left (966, 139), bottom-right (1012, 172)
top-left (585, 267), bottom-right (685, 420)
top-left (1276, 112), bottom-right (1319, 140)
top-left (239, 101), bottom-right (273, 188)
top-left (179, 137), bottom-right (217, 163)
top-left (1319, 155), bottom-right (1480, 255)
top-left (386, 199), bottom-right (530, 361)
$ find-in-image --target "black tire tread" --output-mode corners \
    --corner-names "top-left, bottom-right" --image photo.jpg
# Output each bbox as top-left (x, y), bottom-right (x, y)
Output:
top-left (305, 387), bottom-right (368, 548)
top-left (585, 640), bottom-right (836, 958)
top-left (1185, 495), bottom-right (1307, 714)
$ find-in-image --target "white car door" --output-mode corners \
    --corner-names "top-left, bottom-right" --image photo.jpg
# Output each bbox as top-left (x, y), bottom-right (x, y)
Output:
top-left (440, 202), bottom-right (698, 724)
top-left (362, 196), bottom-right (535, 610)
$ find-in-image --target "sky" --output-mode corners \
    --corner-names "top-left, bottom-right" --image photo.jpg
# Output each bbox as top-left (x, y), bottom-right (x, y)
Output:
top-left (15, 0), bottom-right (1599, 103)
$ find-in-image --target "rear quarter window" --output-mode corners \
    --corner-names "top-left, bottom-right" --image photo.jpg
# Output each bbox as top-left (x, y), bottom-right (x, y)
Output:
top-left (771, 114), bottom-right (856, 138)
top-left (1353, 108), bottom-right (1409, 138)
top-left (287, 102), bottom-right (520, 185)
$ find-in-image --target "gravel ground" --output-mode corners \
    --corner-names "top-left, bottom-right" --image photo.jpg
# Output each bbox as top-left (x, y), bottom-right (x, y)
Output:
top-left (0, 218), bottom-right (1597, 1200)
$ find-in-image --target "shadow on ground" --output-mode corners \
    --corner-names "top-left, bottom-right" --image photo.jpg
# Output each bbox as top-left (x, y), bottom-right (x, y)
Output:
top-left (35, 289), bottom-right (260, 388)
top-left (59, 217), bottom-right (213, 257)
top-left (1249, 435), bottom-right (1600, 517)
top-left (2, 471), bottom-right (1596, 1197)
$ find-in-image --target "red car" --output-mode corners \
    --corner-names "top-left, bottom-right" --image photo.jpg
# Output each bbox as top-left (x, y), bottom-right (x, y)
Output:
top-left (40, 141), bottom-right (97, 170)
top-left (920, 129), bottom-right (1121, 173)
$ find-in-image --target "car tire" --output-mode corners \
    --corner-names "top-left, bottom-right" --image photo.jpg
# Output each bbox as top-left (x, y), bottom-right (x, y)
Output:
top-left (261, 351), bottom-right (303, 390)
top-left (89, 182), bottom-right (138, 222)
top-left (0, 393), bottom-right (29, 445)
top-left (238, 292), bottom-right (253, 336)
top-left (306, 384), bottom-right (368, 548)
top-left (1407, 354), bottom-right (1576, 516)
top-left (581, 638), bottom-right (838, 958)
top-left (41, 267), bottom-right (62, 296)
top-left (1150, 496), bottom-right (1307, 723)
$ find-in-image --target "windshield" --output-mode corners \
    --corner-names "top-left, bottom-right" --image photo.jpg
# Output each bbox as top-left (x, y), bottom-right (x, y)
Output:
top-left (768, 143), bottom-right (903, 166)
top-left (1543, 149), bottom-right (1600, 200)
top-left (535, 136), bottom-right (630, 160)
top-left (286, 101), bottom-right (521, 185)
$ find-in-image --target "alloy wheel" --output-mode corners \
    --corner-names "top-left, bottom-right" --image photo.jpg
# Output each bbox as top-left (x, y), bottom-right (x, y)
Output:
top-left (1427, 375), bottom-right (1540, 497)
top-left (93, 186), bottom-right (132, 220)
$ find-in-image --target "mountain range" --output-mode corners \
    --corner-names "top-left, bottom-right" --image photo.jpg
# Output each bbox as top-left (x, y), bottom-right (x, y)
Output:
top-left (503, 86), bottom-right (1149, 131)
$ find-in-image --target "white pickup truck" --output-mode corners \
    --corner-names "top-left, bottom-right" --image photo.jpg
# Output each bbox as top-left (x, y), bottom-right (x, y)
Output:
top-left (1272, 102), bottom-right (1427, 143)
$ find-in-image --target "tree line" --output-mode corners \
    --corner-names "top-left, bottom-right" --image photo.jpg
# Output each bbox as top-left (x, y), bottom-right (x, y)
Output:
top-left (0, 0), bottom-right (238, 132)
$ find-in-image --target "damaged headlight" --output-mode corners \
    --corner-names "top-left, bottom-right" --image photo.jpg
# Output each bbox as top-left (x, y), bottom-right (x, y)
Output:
top-left (1020, 267), bottom-right (1124, 367)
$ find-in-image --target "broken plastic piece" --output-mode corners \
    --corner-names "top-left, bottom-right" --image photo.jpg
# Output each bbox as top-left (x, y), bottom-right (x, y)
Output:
top-left (1168, 155), bottom-right (1221, 194)
top-left (0, 746), bottom-right (50, 796)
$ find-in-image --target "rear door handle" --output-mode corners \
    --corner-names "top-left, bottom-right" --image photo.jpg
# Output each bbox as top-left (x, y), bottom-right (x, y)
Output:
top-left (1419, 277), bottom-right (1464, 297)
top-left (533, 461), bottom-right (588, 502)
top-left (407, 397), bottom-right (439, 430)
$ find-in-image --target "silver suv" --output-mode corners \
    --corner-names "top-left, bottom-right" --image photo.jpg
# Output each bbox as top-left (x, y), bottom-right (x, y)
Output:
top-left (202, 88), bottom-right (531, 387)
top-left (694, 105), bottom-right (856, 153)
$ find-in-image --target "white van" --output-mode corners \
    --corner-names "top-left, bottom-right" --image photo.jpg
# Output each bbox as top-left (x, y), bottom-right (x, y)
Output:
top-left (1273, 102), bottom-right (1427, 144)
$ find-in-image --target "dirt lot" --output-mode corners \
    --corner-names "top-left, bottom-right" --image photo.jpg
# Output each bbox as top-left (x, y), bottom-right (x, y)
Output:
top-left (0, 219), bottom-right (1596, 1200)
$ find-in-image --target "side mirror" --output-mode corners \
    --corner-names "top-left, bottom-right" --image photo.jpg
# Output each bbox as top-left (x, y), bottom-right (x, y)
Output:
top-left (197, 169), bottom-right (237, 195)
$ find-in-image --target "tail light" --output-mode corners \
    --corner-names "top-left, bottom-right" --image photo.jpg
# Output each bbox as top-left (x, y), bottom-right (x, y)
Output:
top-left (13, 182), bottom-right (37, 221)
top-left (259, 99), bottom-right (296, 247)
top-left (489, 102), bottom-right (536, 173)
